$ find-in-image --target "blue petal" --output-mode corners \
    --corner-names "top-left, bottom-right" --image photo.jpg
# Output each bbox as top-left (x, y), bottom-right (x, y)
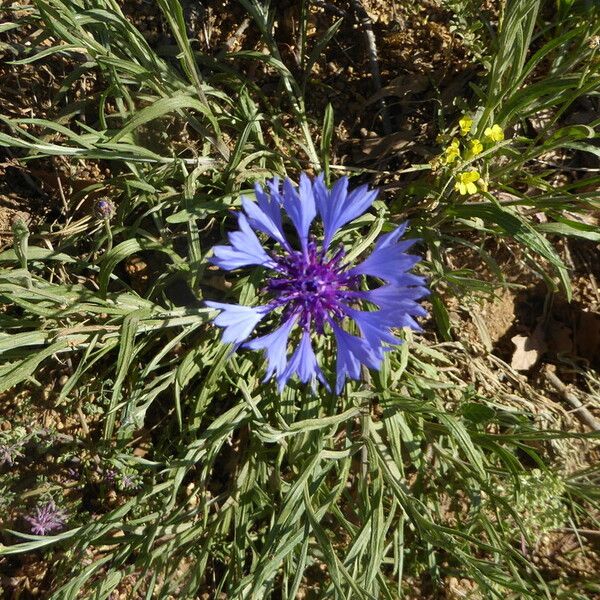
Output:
top-left (278, 330), bottom-right (327, 392)
top-left (242, 196), bottom-right (289, 249)
top-left (282, 173), bottom-right (316, 253)
top-left (331, 322), bottom-right (381, 393)
top-left (257, 179), bottom-right (283, 219)
top-left (314, 175), bottom-right (378, 250)
top-left (357, 286), bottom-right (428, 332)
top-left (387, 273), bottom-right (428, 287)
top-left (347, 222), bottom-right (424, 283)
top-left (313, 175), bottom-right (347, 249)
top-left (348, 246), bottom-right (421, 284)
top-left (374, 222), bottom-right (409, 250)
top-left (360, 284), bottom-right (429, 309)
top-left (265, 176), bottom-right (283, 205)
top-left (245, 183), bottom-right (291, 250)
top-left (245, 316), bottom-right (297, 382)
top-left (206, 302), bottom-right (271, 344)
top-left (210, 213), bottom-right (276, 270)
top-left (344, 308), bottom-right (402, 352)
top-left (396, 314), bottom-right (423, 331)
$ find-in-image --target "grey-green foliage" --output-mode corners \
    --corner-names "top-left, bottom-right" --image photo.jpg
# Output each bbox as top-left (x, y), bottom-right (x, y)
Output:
top-left (491, 469), bottom-right (568, 538)
top-left (440, 0), bottom-right (494, 69)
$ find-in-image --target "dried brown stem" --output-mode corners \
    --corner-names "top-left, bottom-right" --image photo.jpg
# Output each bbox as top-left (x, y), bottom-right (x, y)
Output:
top-left (543, 367), bottom-right (600, 431)
top-left (349, 0), bottom-right (391, 134)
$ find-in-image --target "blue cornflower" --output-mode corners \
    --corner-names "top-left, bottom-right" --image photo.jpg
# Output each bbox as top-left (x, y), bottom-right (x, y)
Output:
top-left (207, 173), bottom-right (428, 393)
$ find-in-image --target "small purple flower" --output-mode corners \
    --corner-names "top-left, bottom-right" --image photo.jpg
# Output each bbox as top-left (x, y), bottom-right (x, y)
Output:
top-left (25, 501), bottom-right (66, 536)
top-left (103, 468), bottom-right (117, 485)
top-left (207, 173), bottom-right (428, 393)
top-left (118, 473), bottom-right (139, 491)
top-left (94, 198), bottom-right (115, 220)
top-left (0, 443), bottom-right (23, 466)
top-left (65, 466), bottom-right (80, 480)
top-left (103, 466), bottom-right (140, 491)
top-left (63, 459), bottom-right (81, 481)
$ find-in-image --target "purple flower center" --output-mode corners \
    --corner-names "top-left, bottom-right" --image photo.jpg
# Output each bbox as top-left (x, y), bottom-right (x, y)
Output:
top-left (266, 241), bottom-right (358, 332)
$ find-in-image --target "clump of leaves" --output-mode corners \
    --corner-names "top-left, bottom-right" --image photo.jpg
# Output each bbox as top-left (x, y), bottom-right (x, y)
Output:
top-left (491, 469), bottom-right (568, 539)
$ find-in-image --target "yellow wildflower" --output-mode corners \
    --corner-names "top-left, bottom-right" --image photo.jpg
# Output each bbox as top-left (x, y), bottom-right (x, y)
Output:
top-left (484, 124), bottom-right (504, 142)
top-left (454, 170), bottom-right (481, 195)
top-left (469, 139), bottom-right (483, 156)
top-left (459, 115), bottom-right (473, 136)
top-left (442, 138), bottom-right (461, 164)
top-left (478, 178), bottom-right (488, 192)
